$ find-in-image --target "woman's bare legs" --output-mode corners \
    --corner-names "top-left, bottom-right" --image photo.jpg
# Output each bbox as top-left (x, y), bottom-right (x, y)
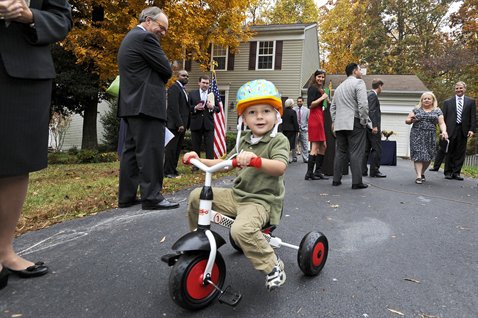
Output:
top-left (0, 175), bottom-right (36, 270)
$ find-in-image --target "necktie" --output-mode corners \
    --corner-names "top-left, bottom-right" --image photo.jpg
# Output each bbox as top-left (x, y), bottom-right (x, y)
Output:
top-left (182, 87), bottom-right (188, 101)
top-left (457, 98), bottom-right (463, 124)
top-left (298, 108), bottom-right (302, 125)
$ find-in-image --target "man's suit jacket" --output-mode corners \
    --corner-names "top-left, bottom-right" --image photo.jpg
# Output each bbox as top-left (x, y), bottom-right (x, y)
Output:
top-left (330, 76), bottom-right (370, 131)
top-left (117, 26), bottom-right (172, 121)
top-left (0, 0), bottom-right (72, 79)
top-left (189, 89), bottom-right (220, 131)
top-left (367, 90), bottom-right (381, 131)
top-left (167, 81), bottom-right (190, 130)
top-left (293, 106), bottom-right (309, 132)
top-left (443, 96), bottom-right (476, 136)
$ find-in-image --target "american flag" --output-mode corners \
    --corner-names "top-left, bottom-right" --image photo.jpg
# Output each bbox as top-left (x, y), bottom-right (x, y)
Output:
top-left (209, 73), bottom-right (227, 159)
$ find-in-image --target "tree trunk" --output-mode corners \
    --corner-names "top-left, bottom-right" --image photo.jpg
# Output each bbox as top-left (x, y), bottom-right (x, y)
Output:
top-left (81, 94), bottom-right (99, 150)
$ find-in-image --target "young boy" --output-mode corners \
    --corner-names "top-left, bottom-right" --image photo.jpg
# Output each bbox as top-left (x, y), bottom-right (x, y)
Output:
top-left (183, 79), bottom-right (290, 291)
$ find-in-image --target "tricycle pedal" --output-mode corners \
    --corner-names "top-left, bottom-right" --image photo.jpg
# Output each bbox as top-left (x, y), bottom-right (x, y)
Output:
top-left (218, 285), bottom-right (242, 307)
top-left (161, 253), bottom-right (180, 266)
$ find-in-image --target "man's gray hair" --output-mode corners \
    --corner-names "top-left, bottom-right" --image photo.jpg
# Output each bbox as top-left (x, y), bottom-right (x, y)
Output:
top-left (139, 7), bottom-right (164, 22)
top-left (455, 81), bottom-right (467, 89)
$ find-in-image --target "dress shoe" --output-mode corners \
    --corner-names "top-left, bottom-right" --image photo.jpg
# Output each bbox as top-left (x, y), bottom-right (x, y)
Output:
top-left (314, 171), bottom-right (329, 180)
top-left (453, 175), bottom-right (464, 181)
top-left (6, 261), bottom-right (49, 278)
top-left (352, 183), bottom-right (368, 189)
top-left (332, 181), bottom-right (342, 186)
top-left (370, 172), bottom-right (386, 178)
top-left (362, 171), bottom-right (368, 177)
top-left (165, 174), bottom-right (178, 179)
top-left (118, 199), bottom-right (141, 208)
top-left (445, 174), bottom-right (453, 180)
top-left (429, 167), bottom-right (439, 172)
top-left (142, 199), bottom-right (179, 210)
top-left (305, 172), bottom-right (320, 180)
top-left (0, 266), bottom-right (9, 290)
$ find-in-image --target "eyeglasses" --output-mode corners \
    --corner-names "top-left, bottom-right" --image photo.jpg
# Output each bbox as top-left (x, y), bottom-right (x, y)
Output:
top-left (148, 17), bottom-right (168, 33)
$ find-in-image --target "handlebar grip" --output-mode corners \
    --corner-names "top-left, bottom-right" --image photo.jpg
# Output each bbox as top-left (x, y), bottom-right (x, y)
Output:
top-left (231, 157), bottom-right (262, 168)
top-left (182, 157), bottom-right (196, 165)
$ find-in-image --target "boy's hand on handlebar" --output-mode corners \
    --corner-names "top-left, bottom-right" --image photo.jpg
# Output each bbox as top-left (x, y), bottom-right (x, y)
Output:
top-left (183, 152), bottom-right (199, 164)
top-left (236, 151), bottom-right (259, 168)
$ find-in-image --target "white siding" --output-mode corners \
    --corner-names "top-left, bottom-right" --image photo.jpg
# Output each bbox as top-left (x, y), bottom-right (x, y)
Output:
top-left (51, 100), bottom-right (111, 151)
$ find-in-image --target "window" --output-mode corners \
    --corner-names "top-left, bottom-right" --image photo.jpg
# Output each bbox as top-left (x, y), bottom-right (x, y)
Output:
top-left (212, 44), bottom-right (228, 71)
top-left (257, 41), bottom-right (274, 70)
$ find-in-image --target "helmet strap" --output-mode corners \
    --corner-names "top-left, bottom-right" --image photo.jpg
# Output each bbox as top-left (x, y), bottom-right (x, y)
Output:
top-left (269, 109), bottom-right (282, 138)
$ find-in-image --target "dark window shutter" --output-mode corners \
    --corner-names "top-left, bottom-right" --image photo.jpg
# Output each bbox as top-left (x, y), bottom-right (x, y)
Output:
top-left (227, 48), bottom-right (235, 71)
top-left (185, 59), bottom-right (192, 72)
top-left (275, 41), bottom-right (283, 70)
top-left (249, 42), bottom-right (257, 70)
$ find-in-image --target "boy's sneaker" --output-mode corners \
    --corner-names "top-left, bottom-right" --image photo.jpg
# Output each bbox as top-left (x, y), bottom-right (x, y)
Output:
top-left (265, 258), bottom-right (286, 291)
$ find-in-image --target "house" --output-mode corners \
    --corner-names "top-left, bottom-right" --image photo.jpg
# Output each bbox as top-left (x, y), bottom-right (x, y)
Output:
top-left (321, 74), bottom-right (429, 158)
top-left (185, 23), bottom-right (321, 132)
top-left (55, 23), bottom-right (320, 151)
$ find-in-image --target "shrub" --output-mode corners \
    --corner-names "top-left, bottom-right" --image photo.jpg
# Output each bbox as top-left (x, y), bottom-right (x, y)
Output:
top-left (98, 152), bottom-right (119, 163)
top-left (100, 98), bottom-right (120, 152)
top-left (48, 152), bottom-right (77, 165)
top-left (76, 149), bottom-right (100, 163)
top-left (67, 146), bottom-right (79, 155)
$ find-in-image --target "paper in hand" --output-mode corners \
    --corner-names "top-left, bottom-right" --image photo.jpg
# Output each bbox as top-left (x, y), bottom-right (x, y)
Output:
top-left (207, 92), bottom-right (215, 106)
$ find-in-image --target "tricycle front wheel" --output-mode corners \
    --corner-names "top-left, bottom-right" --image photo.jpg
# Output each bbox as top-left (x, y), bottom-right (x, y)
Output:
top-left (169, 252), bottom-right (226, 310)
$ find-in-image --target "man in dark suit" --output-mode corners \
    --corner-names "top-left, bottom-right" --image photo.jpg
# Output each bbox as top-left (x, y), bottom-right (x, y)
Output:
top-left (442, 81), bottom-right (476, 180)
top-left (164, 70), bottom-right (190, 178)
top-left (0, 0), bottom-right (71, 280)
top-left (362, 79), bottom-right (386, 178)
top-left (117, 7), bottom-right (178, 210)
top-left (189, 75), bottom-right (220, 160)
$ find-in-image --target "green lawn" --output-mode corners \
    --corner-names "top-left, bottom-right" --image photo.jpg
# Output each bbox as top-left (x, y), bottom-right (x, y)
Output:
top-left (19, 161), bottom-right (235, 235)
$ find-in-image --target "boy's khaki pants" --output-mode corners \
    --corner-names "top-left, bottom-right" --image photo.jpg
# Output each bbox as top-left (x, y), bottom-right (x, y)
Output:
top-left (188, 187), bottom-right (277, 274)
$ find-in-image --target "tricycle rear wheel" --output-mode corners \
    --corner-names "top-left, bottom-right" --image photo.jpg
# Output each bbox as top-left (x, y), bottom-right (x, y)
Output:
top-left (297, 231), bottom-right (328, 276)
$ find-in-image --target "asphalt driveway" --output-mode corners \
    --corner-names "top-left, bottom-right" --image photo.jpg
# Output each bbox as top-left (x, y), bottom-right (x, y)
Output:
top-left (1, 158), bottom-right (477, 318)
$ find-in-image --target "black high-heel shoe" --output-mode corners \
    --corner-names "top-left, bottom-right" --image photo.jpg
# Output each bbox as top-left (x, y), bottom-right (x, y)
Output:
top-left (0, 266), bottom-right (9, 290)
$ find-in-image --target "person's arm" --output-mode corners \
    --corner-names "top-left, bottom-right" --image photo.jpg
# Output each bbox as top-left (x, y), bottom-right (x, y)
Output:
top-left (438, 115), bottom-right (448, 139)
top-left (167, 85), bottom-right (183, 129)
top-left (308, 86), bottom-right (328, 109)
top-left (468, 99), bottom-right (476, 137)
top-left (368, 93), bottom-right (379, 133)
top-left (9, 0), bottom-right (72, 45)
top-left (292, 111), bottom-right (299, 132)
top-left (183, 151), bottom-right (223, 167)
top-left (405, 110), bottom-right (416, 125)
top-left (357, 81), bottom-right (370, 127)
top-left (142, 34), bottom-right (172, 83)
top-left (235, 151), bottom-right (287, 177)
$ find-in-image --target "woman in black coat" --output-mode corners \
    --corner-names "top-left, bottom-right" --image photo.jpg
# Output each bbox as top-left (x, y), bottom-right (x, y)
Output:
top-left (281, 98), bottom-right (300, 163)
top-left (0, 0), bottom-right (72, 288)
